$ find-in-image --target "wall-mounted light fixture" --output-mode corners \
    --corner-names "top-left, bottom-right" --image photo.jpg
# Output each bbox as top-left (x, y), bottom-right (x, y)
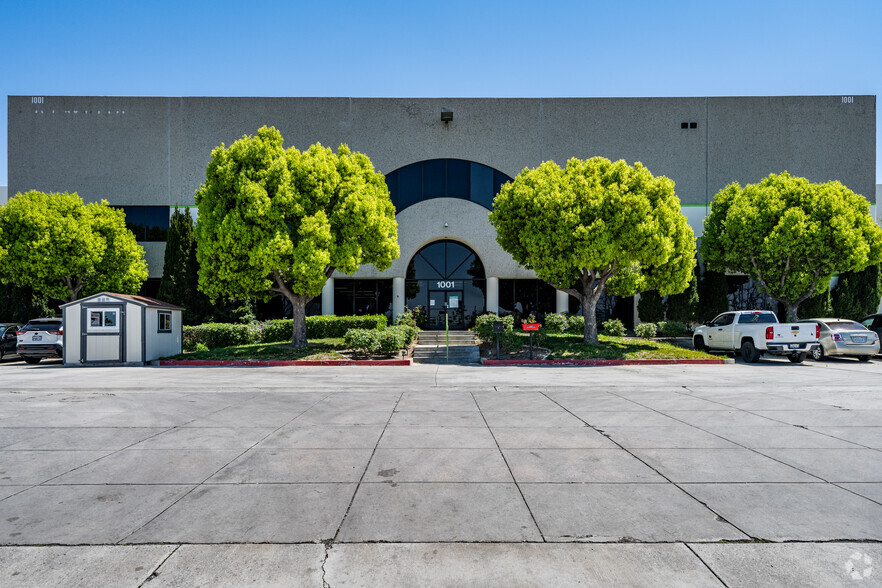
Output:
top-left (444, 222), bottom-right (449, 228)
top-left (441, 108), bottom-right (453, 123)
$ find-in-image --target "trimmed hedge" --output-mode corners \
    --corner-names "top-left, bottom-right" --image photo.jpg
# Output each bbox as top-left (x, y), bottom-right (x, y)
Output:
top-left (543, 313), bottom-right (568, 334)
top-left (657, 320), bottom-right (687, 337)
top-left (345, 325), bottom-right (419, 356)
top-left (183, 315), bottom-right (389, 351)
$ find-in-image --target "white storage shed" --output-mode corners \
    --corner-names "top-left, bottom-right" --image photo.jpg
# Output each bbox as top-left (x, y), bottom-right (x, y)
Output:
top-left (61, 292), bottom-right (183, 366)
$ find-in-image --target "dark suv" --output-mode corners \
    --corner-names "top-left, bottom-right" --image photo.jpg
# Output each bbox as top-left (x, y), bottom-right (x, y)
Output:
top-left (17, 318), bottom-right (64, 364)
top-left (0, 324), bottom-right (22, 361)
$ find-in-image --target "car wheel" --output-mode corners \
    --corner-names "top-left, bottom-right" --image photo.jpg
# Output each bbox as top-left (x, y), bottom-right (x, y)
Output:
top-left (740, 340), bottom-right (760, 363)
top-left (693, 336), bottom-right (707, 352)
top-left (811, 346), bottom-right (825, 361)
top-left (23, 357), bottom-right (41, 365)
top-left (858, 355), bottom-right (871, 362)
top-left (787, 352), bottom-right (807, 363)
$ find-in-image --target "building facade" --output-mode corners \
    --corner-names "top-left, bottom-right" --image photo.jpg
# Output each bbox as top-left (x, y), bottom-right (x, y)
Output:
top-left (8, 96), bottom-right (877, 327)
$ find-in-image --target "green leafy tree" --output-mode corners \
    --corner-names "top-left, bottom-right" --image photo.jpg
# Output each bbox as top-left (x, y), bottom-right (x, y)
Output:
top-left (0, 191), bottom-right (147, 302)
top-left (195, 127), bottom-right (399, 347)
top-left (798, 287), bottom-right (833, 318)
top-left (0, 283), bottom-right (52, 323)
top-left (665, 267), bottom-right (699, 323)
top-left (158, 207), bottom-right (211, 324)
top-left (489, 157), bottom-right (696, 344)
top-left (832, 264), bottom-right (882, 320)
top-left (637, 290), bottom-right (665, 323)
top-left (701, 172), bottom-right (882, 322)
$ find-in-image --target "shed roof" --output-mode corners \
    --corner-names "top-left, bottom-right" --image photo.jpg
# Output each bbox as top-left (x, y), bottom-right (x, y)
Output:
top-left (60, 292), bottom-right (185, 310)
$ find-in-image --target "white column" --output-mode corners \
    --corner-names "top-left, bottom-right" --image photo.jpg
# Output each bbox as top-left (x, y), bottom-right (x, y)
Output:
top-left (556, 290), bottom-right (569, 314)
top-left (321, 278), bottom-right (334, 316)
top-left (392, 277), bottom-right (405, 319)
top-left (633, 292), bottom-right (641, 325)
top-left (486, 277), bottom-right (499, 314)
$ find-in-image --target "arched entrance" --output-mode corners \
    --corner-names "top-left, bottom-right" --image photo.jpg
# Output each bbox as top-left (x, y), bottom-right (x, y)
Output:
top-left (406, 240), bottom-right (486, 329)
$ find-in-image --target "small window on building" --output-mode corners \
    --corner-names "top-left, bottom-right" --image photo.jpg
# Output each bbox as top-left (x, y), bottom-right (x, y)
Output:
top-left (87, 308), bottom-right (120, 332)
top-left (158, 311), bottom-right (172, 333)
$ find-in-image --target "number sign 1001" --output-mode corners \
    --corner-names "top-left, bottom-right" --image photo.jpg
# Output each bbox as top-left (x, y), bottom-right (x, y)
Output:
top-left (436, 281), bottom-right (456, 289)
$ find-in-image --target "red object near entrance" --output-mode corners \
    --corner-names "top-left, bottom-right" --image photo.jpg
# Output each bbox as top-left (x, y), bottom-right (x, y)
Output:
top-left (522, 323), bottom-right (541, 331)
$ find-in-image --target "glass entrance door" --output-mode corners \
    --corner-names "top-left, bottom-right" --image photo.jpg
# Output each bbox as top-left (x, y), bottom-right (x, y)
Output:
top-left (428, 289), bottom-right (465, 329)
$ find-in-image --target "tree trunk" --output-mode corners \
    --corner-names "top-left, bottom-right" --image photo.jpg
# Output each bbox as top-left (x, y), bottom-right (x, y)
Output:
top-left (582, 293), bottom-right (599, 344)
top-left (289, 295), bottom-right (310, 348)
top-left (785, 302), bottom-right (799, 323)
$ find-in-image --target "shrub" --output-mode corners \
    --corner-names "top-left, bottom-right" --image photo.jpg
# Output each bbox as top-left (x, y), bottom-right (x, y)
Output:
top-left (193, 342), bottom-right (209, 353)
top-left (565, 314), bottom-right (585, 334)
top-left (637, 291), bottom-right (665, 323)
top-left (798, 287), bottom-right (833, 319)
top-left (345, 329), bottom-right (381, 355)
top-left (378, 328), bottom-right (407, 356)
top-left (833, 264), bottom-right (881, 320)
top-left (182, 322), bottom-right (257, 351)
top-left (306, 315), bottom-right (387, 338)
top-left (394, 311), bottom-right (417, 328)
top-left (657, 320), bottom-right (687, 337)
top-left (665, 271), bottom-right (698, 324)
top-left (260, 319), bottom-right (294, 343)
top-left (602, 318), bottom-right (626, 337)
top-left (474, 313), bottom-right (515, 342)
top-left (543, 313), bottom-right (568, 333)
top-left (634, 322), bottom-right (657, 339)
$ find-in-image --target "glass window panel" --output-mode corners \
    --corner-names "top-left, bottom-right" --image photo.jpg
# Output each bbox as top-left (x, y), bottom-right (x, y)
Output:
top-left (90, 312), bottom-right (101, 327)
top-left (423, 160), bottom-right (446, 199)
top-left (445, 242), bottom-right (472, 279)
top-left (104, 311), bottom-right (117, 327)
top-left (418, 243), bottom-right (446, 277)
top-left (353, 280), bottom-right (379, 315)
top-left (334, 281), bottom-right (355, 316)
top-left (384, 170), bottom-right (399, 211)
top-left (537, 282), bottom-right (558, 315)
top-left (470, 163), bottom-right (494, 208)
top-left (447, 159), bottom-right (469, 200)
top-left (499, 279), bottom-right (515, 315)
top-left (463, 279), bottom-right (486, 328)
top-left (405, 280), bottom-right (426, 316)
top-left (493, 171), bottom-right (510, 204)
top-left (398, 164), bottom-right (422, 210)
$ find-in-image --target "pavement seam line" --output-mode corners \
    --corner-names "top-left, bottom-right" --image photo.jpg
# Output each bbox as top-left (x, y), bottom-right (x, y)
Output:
top-left (619, 388), bottom-right (835, 485)
top-left (684, 543), bottom-right (730, 587)
top-left (330, 389), bottom-right (405, 542)
top-left (116, 388), bottom-right (336, 544)
top-left (539, 389), bottom-right (755, 541)
top-left (321, 541), bottom-right (331, 588)
top-left (136, 543), bottom-right (181, 587)
top-left (472, 389), bottom-right (546, 542)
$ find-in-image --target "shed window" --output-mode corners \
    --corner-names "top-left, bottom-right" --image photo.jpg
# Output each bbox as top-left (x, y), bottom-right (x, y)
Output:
top-left (158, 311), bottom-right (171, 332)
top-left (87, 308), bottom-right (119, 332)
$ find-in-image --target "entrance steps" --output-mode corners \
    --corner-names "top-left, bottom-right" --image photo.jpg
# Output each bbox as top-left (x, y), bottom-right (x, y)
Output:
top-left (413, 330), bottom-right (480, 364)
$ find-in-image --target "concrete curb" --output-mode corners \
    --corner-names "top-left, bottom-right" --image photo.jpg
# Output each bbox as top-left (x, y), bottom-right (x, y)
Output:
top-left (481, 358), bottom-right (732, 366)
top-left (159, 359), bottom-right (412, 367)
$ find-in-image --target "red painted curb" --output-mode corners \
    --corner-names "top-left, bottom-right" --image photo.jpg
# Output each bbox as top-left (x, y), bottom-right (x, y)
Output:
top-left (482, 358), bottom-right (726, 366)
top-left (160, 359), bottom-right (411, 367)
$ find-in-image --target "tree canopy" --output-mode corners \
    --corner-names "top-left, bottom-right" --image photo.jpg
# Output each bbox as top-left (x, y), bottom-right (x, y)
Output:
top-left (701, 172), bottom-right (882, 321)
top-left (158, 207), bottom-right (212, 324)
top-left (0, 190), bottom-right (147, 302)
top-left (195, 126), bottom-right (400, 347)
top-left (489, 157), bottom-right (696, 343)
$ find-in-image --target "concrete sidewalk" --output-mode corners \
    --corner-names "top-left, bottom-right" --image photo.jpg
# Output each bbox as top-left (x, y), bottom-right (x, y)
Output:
top-left (0, 358), bottom-right (880, 585)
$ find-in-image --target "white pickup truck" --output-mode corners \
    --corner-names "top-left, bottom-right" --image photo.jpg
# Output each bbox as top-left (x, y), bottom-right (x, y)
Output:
top-left (693, 310), bottom-right (820, 363)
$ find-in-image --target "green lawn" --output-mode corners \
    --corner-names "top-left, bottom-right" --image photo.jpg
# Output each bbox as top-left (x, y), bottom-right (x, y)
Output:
top-left (526, 332), bottom-right (716, 360)
top-left (166, 338), bottom-right (348, 361)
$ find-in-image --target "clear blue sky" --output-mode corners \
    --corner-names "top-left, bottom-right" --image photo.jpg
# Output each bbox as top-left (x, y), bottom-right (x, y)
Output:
top-left (2, 0), bottom-right (880, 187)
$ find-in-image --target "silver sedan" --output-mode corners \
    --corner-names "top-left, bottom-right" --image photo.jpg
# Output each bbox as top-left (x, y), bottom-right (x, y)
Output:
top-left (801, 318), bottom-right (880, 362)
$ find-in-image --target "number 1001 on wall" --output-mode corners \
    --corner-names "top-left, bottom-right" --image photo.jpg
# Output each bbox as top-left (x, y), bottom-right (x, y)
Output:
top-left (436, 281), bottom-right (457, 289)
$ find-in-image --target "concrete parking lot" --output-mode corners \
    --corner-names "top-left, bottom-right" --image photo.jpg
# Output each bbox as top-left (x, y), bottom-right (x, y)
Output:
top-left (0, 358), bottom-right (880, 586)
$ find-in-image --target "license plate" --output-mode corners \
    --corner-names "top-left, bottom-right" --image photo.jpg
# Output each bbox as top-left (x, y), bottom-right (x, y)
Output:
top-left (31, 335), bottom-right (42, 341)
top-left (788, 343), bottom-right (800, 349)
top-left (853, 336), bottom-right (866, 343)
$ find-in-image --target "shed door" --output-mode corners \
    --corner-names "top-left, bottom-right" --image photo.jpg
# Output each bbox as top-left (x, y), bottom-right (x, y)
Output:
top-left (82, 305), bottom-right (124, 363)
